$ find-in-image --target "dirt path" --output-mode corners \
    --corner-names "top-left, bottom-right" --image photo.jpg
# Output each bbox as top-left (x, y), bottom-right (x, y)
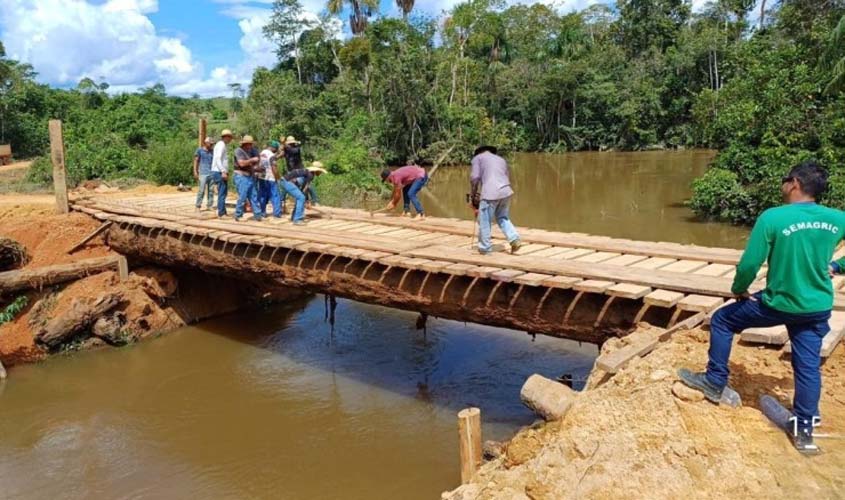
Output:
top-left (445, 328), bottom-right (845, 499)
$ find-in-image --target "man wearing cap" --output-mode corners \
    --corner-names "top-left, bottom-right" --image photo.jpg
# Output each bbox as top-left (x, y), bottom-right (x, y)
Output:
top-left (470, 145), bottom-right (522, 254)
top-left (258, 140), bottom-right (283, 218)
top-left (379, 159), bottom-right (428, 219)
top-left (194, 137), bottom-right (216, 211)
top-left (280, 163), bottom-right (327, 225)
top-left (211, 130), bottom-right (233, 217)
top-left (233, 135), bottom-right (265, 222)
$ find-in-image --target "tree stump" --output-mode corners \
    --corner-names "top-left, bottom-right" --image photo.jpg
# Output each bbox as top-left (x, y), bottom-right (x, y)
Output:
top-left (0, 237), bottom-right (29, 272)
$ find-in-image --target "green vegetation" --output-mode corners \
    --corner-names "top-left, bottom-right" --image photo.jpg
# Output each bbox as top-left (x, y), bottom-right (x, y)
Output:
top-left (0, 296), bottom-right (28, 326)
top-left (1, 2), bottom-right (844, 221)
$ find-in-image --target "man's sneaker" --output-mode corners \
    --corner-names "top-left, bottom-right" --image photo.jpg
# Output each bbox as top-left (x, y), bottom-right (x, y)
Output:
top-left (677, 368), bottom-right (723, 404)
top-left (233, 216), bottom-right (241, 222)
top-left (293, 220), bottom-right (307, 226)
top-left (478, 249), bottom-right (492, 256)
top-left (792, 430), bottom-right (822, 455)
top-left (510, 239), bottom-right (523, 254)
top-left (249, 216), bottom-right (263, 222)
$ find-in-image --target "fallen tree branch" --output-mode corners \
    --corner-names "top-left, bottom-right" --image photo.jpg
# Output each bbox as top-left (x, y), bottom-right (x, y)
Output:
top-left (67, 221), bottom-right (112, 254)
top-left (36, 292), bottom-right (122, 348)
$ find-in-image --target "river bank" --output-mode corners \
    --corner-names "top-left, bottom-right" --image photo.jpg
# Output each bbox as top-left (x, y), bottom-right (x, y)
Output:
top-left (444, 326), bottom-right (845, 499)
top-left (0, 190), bottom-right (303, 369)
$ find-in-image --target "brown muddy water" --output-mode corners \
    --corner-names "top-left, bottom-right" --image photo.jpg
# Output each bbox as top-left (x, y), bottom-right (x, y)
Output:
top-left (0, 151), bottom-right (749, 499)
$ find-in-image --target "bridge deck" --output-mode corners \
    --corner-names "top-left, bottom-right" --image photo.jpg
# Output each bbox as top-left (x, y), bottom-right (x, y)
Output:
top-left (70, 193), bottom-right (845, 317)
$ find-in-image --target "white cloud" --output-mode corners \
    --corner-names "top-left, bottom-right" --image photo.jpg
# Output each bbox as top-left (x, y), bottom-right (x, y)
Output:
top-left (0, 0), bottom-right (199, 88)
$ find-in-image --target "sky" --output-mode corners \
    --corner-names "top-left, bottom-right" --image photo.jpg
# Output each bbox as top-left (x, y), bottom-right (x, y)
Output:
top-left (0, 0), bottom-right (721, 97)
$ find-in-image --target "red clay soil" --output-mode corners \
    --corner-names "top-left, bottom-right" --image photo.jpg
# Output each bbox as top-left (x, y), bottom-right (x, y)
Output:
top-left (1, 212), bottom-right (111, 268)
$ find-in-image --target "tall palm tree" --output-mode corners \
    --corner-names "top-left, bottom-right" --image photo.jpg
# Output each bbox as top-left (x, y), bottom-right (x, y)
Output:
top-left (823, 14), bottom-right (845, 94)
top-left (396, 0), bottom-right (414, 20)
top-left (327, 0), bottom-right (379, 35)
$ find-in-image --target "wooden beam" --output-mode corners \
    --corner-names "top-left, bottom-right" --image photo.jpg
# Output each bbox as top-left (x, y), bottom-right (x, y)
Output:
top-left (67, 221), bottom-right (113, 254)
top-left (49, 119), bottom-right (69, 214)
top-left (457, 407), bottom-right (482, 484)
top-left (0, 256), bottom-right (122, 294)
top-left (198, 118), bottom-right (207, 147)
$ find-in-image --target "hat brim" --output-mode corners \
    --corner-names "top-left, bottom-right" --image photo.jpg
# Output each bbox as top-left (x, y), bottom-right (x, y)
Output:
top-left (307, 167), bottom-right (327, 175)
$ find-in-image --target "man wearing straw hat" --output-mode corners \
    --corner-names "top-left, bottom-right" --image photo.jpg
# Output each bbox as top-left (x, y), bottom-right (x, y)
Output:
top-left (210, 129), bottom-right (234, 218)
top-left (194, 136), bottom-right (216, 211)
top-left (233, 135), bottom-right (265, 222)
top-left (280, 162), bottom-right (327, 225)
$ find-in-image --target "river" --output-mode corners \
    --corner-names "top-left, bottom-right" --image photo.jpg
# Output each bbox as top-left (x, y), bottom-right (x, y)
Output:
top-left (0, 151), bottom-right (749, 499)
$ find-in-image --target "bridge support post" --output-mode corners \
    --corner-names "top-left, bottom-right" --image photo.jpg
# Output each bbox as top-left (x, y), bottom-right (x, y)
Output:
top-left (48, 119), bottom-right (69, 215)
top-left (458, 407), bottom-right (482, 484)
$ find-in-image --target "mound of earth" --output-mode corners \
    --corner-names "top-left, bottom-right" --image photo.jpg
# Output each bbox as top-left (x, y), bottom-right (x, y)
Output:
top-left (444, 328), bottom-right (845, 500)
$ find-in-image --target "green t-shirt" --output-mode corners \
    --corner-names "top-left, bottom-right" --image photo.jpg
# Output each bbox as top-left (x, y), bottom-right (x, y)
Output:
top-left (733, 202), bottom-right (845, 314)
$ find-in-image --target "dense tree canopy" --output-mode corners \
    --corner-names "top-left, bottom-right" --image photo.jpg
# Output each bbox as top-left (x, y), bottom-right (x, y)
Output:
top-left (1, 0), bottom-right (844, 222)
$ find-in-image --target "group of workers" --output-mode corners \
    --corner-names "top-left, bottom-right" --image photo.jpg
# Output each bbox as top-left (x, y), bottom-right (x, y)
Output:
top-left (193, 129), bottom-right (326, 225)
top-left (194, 129), bottom-right (843, 455)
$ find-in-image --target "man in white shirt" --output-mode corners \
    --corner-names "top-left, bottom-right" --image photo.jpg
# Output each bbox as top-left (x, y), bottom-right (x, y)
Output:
top-left (258, 140), bottom-right (282, 218)
top-left (211, 129), bottom-right (233, 217)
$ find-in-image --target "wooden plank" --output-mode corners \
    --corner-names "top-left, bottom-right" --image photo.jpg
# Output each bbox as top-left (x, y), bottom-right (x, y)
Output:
top-left (513, 273), bottom-right (553, 287)
top-left (553, 248), bottom-right (594, 260)
top-left (419, 260), bottom-right (450, 273)
top-left (678, 294), bottom-right (724, 312)
top-left (529, 247), bottom-right (573, 258)
top-left (823, 312), bottom-right (845, 357)
top-left (595, 337), bottom-right (660, 373)
top-left (631, 257), bottom-right (676, 270)
top-left (660, 260), bottom-right (708, 274)
top-left (694, 264), bottom-right (735, 277)
top-left (573, 280), bottom-right (615, 294)
top-left (445, 263), bottom-right (476, 276)
top-left (465, 266), bottom-right (502, 278)
top-left (403, 245), bottom-right (738, 297)
top-left (602, 254), bottom-right (649, 267)
top-left (644, 289), bottom-right (685, 308)
top-left (512, 244), bottom-right (550, 256)
top-left (740, 326), bottom-right (789, 345)
top-left (359, 251), bottom-right (391, 261)
top-left (574, 251), bottom-right (621, 264)
top-left (541, 276), bottom-right (582, 289)
top-left (491, 269), bottom-right (525, 283)
top-left (607, 283), bottom-right (651, 299)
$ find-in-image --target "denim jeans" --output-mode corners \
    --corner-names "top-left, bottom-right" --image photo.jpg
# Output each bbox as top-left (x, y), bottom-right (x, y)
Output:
top-left (210, 171), bottom-right (228, 216)
top-left (258, 179), bottom-right (282, 217)
top-left (280, 179), bottom-right (306, 221)
top-left (234, 173), bottom-right (262, 219)
top-left (477, 196), bottom-right (519, 253)
top-left (707, 292), bottom-right (830, 431)
top-left (195, 173), bottom-right (215, 209)
top-left (402, 175), bottom-right (428, 214)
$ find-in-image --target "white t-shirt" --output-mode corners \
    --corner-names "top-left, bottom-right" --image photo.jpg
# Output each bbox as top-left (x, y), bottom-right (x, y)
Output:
top-left (260, 149), bottom-right (277, 181)
top-left (212, 140), bottom-right (228, 173)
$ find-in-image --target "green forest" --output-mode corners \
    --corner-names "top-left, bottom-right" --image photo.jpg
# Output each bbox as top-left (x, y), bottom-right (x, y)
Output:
top-left (1, 0), bottom-right (844, 223)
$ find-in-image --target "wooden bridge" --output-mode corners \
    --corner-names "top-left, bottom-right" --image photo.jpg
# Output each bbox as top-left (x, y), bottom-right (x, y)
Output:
top-left (69, 193), bottom-right (845, 349)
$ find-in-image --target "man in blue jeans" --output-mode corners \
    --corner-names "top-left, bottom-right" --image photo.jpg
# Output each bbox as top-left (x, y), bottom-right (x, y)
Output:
top-left (280, 165), bottom-right (326, 225)
top-left (679, 161), bottom-right (845, 454)
top-left (210, 129), bottom-right (233, 217)
top-left (232, 135), bottom-right (264, 222)
top-left (380, 160), bottom-right (428, 219)
top-left (193, 137), bottom-right (215, 211)
top-left (470, 145), bottom-right (522, 254)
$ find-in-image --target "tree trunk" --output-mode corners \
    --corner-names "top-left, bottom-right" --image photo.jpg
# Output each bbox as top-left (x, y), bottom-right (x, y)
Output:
top-left (36, 292), bottom-right (122, 348)
top-left (759, 0), bottom-right (766, 31)
top-left (0, 256), bottom-right (122, 294)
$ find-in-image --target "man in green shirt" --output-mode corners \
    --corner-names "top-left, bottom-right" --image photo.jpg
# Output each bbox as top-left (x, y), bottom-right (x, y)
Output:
top-left (679, 161), bottom-right (845, 454)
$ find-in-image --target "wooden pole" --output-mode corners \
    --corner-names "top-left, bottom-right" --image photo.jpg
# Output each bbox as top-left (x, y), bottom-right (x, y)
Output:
top-left (198, 118), bottom-right (207, 147)
top-left (458, 407), bottom-right (482, 484)
top-left (49, 119), bottom-right (69, 214)
top-left (67, 221), bottom-right (113, 254)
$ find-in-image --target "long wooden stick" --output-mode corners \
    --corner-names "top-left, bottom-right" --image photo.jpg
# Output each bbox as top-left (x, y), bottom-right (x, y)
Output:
top-left (0, 256), bottom-right (123, 294)
top-left (426, 145), bottom-right (456, 181)
top-left (67, 221), bottom-right (113, 254)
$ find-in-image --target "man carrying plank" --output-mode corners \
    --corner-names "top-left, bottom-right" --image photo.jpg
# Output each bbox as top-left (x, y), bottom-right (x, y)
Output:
top-left (679, 161), bottom-right (845, 454)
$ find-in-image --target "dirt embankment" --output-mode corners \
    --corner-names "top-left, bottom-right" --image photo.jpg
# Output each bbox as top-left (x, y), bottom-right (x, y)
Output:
top-left (445, 328), bottom-right (845, 500)
top-left (0, 208), bottom-right (300, 367)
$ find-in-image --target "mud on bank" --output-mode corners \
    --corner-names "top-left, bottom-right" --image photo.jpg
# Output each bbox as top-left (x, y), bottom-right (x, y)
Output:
top-left (444, 327), bottom-right (845, 500)
top-left (0, 211), bottom-right (302, 367)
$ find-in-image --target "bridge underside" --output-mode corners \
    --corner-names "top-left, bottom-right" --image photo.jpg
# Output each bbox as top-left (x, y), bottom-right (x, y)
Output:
top-left (105, 222), bottom-right (687, 344)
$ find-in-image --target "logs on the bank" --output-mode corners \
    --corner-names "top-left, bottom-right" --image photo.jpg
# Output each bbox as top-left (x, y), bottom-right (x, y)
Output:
top-left (36, 292), bottom-right (122, 348)
top-left (0, 256), bottom-right (121, 294)
top-left (0, 237), bottom-right (29, 272)
top-left (520, 374), bottom-right (577, 421)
